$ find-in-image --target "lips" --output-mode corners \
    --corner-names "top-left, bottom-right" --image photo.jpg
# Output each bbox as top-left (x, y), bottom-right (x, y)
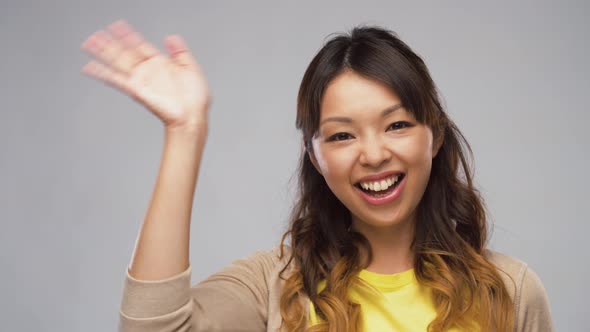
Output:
top-left (353, 172), bottom-right (407, 206)
top-left (354, 173), bottom-right (406, 191)
top-left (355, 170), bottom-right (405, 185)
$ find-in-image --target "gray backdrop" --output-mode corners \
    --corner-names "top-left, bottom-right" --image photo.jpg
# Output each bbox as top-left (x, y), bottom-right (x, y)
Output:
top-left (1, 0), bottom-right (588, 331)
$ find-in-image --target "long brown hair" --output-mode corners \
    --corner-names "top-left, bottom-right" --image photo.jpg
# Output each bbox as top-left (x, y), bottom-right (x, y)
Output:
top-left (278, 25), bottom-right (515, 332)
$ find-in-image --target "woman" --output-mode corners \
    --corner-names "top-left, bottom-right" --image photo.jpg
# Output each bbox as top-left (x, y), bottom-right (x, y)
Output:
top-left (81, 20), bottom-right (553, 331)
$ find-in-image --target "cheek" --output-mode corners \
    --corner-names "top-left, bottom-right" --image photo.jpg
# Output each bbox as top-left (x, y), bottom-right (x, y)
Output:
top-left (403, 126), bottom-right (434, 161)
top-left (391, 135), bottom-right (432, 166)
top-left (400, 133), bottom-right (434, 190)
top-left (316, 149), bottom-right (355, 182)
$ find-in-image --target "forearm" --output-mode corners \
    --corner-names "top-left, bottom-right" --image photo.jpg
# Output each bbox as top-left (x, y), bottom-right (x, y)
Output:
top-left (128, 126), bottom-right (208, 280)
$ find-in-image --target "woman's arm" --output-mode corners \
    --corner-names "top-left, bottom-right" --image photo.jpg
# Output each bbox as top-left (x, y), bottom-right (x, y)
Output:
top-left (119, 247), bottom-right (286, 332)
top-left (129, 126), bottom-right (207, 280)
top-left (81, 20), bottom-right (211, 280)
top-left (82, 21), bottom-right (279, 331)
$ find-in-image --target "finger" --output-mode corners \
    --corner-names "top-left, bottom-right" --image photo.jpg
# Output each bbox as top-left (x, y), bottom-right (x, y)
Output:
top-left (107, 20), bottom-right (159, 64)
top-left (135, 38), bottom-right (160, 60)
top-left (106, 20), bottom-right (145, 73)
top-left (164, 35), bottom-right (200, 69)
top-left (81, 30), bottom-right (125, 72)
top-left (81, 60), bottom-right (134, 96)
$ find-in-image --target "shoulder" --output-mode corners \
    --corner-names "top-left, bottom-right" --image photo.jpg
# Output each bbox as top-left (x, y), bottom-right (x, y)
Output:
top-left (228, 244), bottom-right (298, 331)
top-left (234, 244), bottom-right (294, 271)
top-left (484, 249), bottom-right (547, 302)
top-left (215, 244), bottom-right (296, 283)
top-left (484, 249), bottom-right (529, 298)
top-left (484, 249), bottom-right (554, 331)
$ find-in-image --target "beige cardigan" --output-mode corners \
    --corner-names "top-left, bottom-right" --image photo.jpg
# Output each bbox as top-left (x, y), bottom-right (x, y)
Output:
top-left (119, 245), bottom-right (554, 332)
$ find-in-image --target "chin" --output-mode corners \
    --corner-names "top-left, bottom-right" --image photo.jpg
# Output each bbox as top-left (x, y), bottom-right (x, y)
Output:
top-left (353, 209), bottom-right (407, 230)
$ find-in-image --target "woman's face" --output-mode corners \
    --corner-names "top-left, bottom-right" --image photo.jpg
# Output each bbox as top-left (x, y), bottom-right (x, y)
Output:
top-left (309, 70), bottom-right (440, 232)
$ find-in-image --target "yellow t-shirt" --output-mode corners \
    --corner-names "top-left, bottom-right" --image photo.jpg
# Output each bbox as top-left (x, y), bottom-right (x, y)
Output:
top-left (308, 268), bottom-right (475, 331)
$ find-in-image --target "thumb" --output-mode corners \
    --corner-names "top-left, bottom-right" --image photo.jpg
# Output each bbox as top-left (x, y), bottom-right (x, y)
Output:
top-left (164, 35), bottom-right (198, 68)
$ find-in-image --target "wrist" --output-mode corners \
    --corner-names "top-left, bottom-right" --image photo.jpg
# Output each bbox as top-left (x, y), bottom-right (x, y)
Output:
top-left (165, 120), bottom-right (208, 138)
top-left (165, 126), bottom-right (208, 148)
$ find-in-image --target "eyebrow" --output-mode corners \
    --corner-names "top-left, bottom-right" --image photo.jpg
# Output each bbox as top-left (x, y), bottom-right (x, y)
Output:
top-left (319, 103), bottom-right (404, 126)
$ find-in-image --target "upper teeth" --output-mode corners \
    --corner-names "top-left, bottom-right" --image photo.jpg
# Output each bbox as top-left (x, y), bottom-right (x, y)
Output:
top-left (360, 175), bottom-right (400, 192)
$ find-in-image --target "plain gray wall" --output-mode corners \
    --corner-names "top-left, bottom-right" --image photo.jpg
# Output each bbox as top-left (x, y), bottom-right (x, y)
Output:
top-left (1, 0), bottom-right (588, 331)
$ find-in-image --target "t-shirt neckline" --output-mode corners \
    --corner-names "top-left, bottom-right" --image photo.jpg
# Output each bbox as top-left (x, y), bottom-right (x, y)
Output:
top-left (358, 267), bottom-right (416, 291)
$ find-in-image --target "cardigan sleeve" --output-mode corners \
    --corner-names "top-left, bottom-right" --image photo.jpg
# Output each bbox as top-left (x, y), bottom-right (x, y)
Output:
top-left (118, 248), bottom-right (283, 332)
top-left (516, 266), bottom-right (554, 332)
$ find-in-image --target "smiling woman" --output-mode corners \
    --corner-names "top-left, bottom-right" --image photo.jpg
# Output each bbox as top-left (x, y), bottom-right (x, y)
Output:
top-left (279, 27), bottom-right (553, 332)
top-left (309, 71), bottom-right (435, 229)
top-left (80, 20), bottom-right (553, 332)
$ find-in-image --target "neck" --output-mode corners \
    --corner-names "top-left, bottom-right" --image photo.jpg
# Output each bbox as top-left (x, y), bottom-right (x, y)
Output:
top-left (351, 216), bottom-right (416, 275)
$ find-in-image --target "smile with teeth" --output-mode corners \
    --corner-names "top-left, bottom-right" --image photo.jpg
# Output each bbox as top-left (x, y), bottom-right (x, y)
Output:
top-left (356, 174), bottom-right (405, 192)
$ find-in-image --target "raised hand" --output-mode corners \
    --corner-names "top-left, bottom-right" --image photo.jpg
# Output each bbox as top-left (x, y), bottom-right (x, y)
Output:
top-left (81, 20), bottom-right (211, 131)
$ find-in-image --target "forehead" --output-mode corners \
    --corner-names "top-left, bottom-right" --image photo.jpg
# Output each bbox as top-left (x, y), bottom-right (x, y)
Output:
top-left (320, 70), bottom-right (402, 118)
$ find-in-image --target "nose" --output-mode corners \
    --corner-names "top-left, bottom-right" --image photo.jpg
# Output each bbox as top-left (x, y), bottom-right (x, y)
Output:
top-left (358, 134), bottom-right (392, 168)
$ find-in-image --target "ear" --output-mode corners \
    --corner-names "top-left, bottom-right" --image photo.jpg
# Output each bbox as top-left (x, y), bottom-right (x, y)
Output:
top-left (432, 130), bottom-right (444, 158)
top-left (306, 141), bottom-right (323, 175)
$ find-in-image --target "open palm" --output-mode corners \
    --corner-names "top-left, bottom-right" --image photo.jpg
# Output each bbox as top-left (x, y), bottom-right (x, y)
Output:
top-left (81, 20), bottom-right (211, 130)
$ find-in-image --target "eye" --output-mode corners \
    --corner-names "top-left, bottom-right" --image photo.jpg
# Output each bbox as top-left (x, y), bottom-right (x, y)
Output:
top-left (387, 121), bottom-right (411, 131)
top-left (327, 132), bottom-right (352, 142)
